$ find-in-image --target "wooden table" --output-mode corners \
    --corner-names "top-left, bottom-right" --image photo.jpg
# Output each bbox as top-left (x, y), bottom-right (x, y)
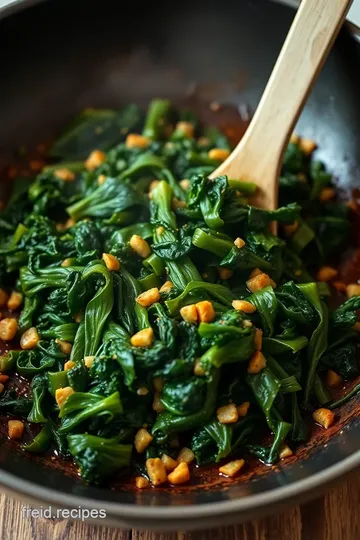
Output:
top-left (1, 472), bottom-right (359, 540)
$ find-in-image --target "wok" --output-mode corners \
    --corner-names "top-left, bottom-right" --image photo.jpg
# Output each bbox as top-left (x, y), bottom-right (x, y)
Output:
top-left (0, 0), bottom-right (360, 530)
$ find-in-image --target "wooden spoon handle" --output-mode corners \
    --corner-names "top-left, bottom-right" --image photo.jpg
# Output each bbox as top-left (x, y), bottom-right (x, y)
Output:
top-left (211, 0), bottom-right (353, 210)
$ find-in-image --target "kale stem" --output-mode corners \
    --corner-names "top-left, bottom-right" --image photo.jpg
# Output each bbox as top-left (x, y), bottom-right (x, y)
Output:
top-left (151, 181), bottom-right (177, 230)
top-left (142, 99), bottom-right (172, 140)
top-left (22, 423), bottom-right (53, 453)
top-left (329, 381), bottom-right (360, 410)
top-left (192, 228), bottom-right (233, 258)
top-left (143, 253), bottom-right (166, 276)
top-left (48, 371), bottom-right (69, 395)
top-left (228, 179), bottom-right (257, 195)
top-left (166, 281), bottom-right (235, 315)
top-left (138, 272), bottom-right (161, 291)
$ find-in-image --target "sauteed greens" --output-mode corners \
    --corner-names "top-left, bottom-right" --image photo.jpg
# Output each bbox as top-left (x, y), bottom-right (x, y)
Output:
top-left (0, 99), bottom-right (359, 487)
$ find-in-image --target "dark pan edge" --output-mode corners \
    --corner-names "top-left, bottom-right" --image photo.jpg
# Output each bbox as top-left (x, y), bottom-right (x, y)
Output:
top-left (0, 445), bottom-right (359, 529)
top-left (0, 0), bottom-right (44, 18)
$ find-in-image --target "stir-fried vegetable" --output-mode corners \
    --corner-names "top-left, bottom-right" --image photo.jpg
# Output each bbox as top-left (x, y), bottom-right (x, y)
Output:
top-left (0, 100), bottom-right (359, 487)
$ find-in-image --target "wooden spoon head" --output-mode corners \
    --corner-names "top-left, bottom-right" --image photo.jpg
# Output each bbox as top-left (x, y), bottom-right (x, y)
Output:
top-left (209, 140), bottom-right (280, 212)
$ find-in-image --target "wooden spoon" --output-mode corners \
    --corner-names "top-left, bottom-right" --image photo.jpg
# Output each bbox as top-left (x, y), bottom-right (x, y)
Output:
top-left (210, 0), bottom-right (354, 211)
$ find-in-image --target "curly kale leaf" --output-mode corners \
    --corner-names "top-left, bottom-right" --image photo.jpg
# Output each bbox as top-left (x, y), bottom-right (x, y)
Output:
top-left (67, 433), bottom-right (132, 484)
top-left (331, 296), bottom-right (360, 328)
top-left (160, 377), bottom-right (207, 415)
top-left (67, 178), bottom-right (146, 221)
top-left (187, 174), bottom-right (227, 229)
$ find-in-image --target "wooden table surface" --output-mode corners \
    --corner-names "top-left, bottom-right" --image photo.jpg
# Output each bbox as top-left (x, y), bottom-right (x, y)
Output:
top-left (1, 472), bottom-right (360, 540)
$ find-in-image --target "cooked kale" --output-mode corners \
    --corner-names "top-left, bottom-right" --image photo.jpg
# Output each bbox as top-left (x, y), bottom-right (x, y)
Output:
top-left (0, 99), bottom-right (358, 486)
top-left (67, 433), bottom-right (132, 484)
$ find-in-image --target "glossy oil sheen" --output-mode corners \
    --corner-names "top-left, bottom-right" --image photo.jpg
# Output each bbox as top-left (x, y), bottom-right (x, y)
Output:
top-left (0, 0), bottom-right (360, 530)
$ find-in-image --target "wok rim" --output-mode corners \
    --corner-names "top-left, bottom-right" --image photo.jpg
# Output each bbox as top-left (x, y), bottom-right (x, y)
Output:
top-left (0, 449), bottom-right (358, 521)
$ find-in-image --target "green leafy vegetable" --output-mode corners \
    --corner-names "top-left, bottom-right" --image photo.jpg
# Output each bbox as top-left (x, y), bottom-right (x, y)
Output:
top-left (298, 283), bottom-right (328, 405)
top-left (191, 420), bottom-right (232, 464)
top-left (59, 391), bottom-right (123, 433)
top-left (50, 105), bottom-right (143, 160)
top-left (23, 423), bottom-right (53, 453)
top-left (67, 433), bottom-right (132, 485)
top-left (67, 178), bottom-right (145, 221)
top-left (0, 99), bottom-right (357, 486)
